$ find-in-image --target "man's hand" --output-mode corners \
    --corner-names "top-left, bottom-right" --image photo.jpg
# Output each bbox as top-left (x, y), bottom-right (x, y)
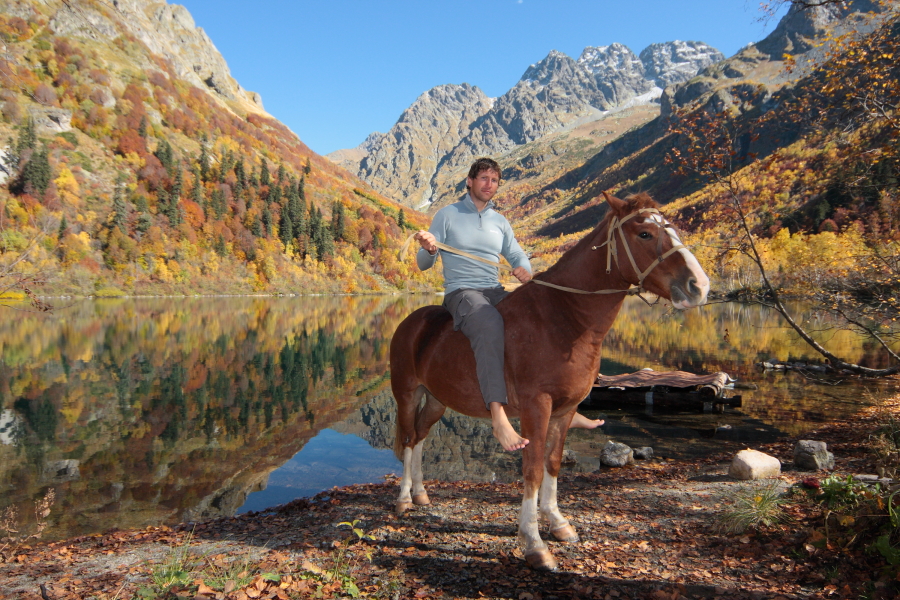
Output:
top-left (512, 266), bottom-right (532, 284)
top-left (414, 230), bottom-right (438, 255)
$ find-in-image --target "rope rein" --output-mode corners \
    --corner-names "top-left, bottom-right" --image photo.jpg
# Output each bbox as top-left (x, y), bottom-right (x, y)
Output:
top-left (399, 207), bottom-right (685, 296)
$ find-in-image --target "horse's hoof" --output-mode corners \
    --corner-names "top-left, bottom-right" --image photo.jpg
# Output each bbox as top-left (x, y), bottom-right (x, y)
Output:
top-left (395, 501), bottom-right (413, 514)
top-left (550, 524), bottom-right (579, 543)
top-left (525, 549), bottom-right (557, 571)
top-left (412, 493), bottom-right (430, 505)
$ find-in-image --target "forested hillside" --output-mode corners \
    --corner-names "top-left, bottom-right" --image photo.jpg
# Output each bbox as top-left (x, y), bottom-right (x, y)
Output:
top-left (0, 0), bottom-right (439, 301)
top-left (493, 3), bottom-right (898, 306)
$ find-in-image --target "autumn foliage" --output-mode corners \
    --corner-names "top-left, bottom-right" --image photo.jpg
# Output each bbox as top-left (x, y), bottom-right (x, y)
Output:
top-left (0, 8), bottom-right (437, 297)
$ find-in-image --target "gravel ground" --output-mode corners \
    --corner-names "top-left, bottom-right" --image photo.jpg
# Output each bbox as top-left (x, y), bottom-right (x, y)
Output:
top-left (2, 399), bottom-right (898, 600)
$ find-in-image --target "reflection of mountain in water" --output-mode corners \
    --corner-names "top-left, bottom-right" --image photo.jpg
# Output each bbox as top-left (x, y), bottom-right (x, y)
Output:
top-left (334, 391), bottom-right (519, 483)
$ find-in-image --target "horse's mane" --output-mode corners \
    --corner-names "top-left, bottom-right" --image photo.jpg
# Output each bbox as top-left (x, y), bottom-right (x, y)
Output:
top-left (537, 192), bottom-right (661, 279)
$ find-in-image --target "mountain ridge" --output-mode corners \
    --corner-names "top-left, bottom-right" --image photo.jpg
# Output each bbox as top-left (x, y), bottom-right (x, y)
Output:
top-left (328, 39), bottom-right (724, 210)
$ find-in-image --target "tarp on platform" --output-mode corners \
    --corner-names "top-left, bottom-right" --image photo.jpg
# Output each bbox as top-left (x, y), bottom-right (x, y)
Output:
top-left (594, 370), bottom-right (732, 395)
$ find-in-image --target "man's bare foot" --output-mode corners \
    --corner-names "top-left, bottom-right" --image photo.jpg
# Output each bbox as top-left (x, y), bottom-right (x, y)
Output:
top-left (570, 412), bottom-right (604, 429)
top-left (489, 402), bottom-right (529, 451)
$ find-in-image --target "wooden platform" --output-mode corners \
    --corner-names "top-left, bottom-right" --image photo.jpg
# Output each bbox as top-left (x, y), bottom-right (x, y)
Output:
top-left (582, 369), bottom-right (742, 413)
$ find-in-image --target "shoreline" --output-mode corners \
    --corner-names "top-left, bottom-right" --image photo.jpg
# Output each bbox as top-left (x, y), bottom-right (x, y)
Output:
top-left (3, 397), bottom-right (899, 599)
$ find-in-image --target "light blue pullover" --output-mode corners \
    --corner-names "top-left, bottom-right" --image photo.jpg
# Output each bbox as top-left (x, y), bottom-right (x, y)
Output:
top-left (417, 194), bottom-right (532, 293)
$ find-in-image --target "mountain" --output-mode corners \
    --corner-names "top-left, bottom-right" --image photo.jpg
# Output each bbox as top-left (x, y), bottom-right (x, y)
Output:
top-left (640, 41), bottom-right (725, 88)
top-left (508, 0), bottom-right (897, 246)
top-left (331, 84), bottom-right (493, 210)
top-left (329, 40), bottom-right (723, 210)
top-left (0, 0), bottom-right (438, 299)
top-left (47, 0), bottom-right (262, 108)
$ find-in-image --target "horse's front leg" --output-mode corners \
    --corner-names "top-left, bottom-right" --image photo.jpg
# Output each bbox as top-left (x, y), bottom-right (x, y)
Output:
top-left (540, 411), bottom-right (579, 542)
top-left (517, 395), bottom-right (556, 570)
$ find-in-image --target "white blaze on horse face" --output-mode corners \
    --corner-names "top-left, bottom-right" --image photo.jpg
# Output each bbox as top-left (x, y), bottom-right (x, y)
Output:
top-left (650, 214), bottom-right (710, 309)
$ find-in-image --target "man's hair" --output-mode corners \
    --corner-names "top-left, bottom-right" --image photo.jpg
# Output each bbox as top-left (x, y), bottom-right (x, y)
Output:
top-left (466, 158), bottom-right (501, 189)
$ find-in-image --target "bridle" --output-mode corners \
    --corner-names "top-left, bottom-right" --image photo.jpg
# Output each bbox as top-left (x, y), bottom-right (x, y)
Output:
top-left (587, 207), bottom-right (687, 295)
top-left (399, 207), bottom-right (687, 297)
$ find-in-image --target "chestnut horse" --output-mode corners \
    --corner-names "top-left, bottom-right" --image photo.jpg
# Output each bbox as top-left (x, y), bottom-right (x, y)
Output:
top-left (389, 192), bottom-right (710, 570)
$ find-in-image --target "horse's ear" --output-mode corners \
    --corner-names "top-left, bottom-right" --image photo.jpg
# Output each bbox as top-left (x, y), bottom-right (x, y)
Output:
top-left (602, 190), bottom-right (626, 213)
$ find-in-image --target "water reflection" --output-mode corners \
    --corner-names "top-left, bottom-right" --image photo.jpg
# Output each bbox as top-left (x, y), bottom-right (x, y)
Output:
top-left (0, 295), bottom-right (436, 541)
top-left (0, 295), bottom-right (895, 541)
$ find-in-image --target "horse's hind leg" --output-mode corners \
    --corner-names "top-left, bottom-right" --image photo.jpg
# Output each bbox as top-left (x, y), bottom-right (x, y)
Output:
top-left (397, 441), bottom-right (426, 513)
top-left (396, 387), bottom-right (445, 514)
top-left (410, 390), bottom-right (445, 506)
top-left (541, 412), bottom-right (579, 543)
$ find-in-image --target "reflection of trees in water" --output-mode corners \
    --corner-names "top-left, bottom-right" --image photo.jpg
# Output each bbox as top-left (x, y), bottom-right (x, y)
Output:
top-left (0, 295), bottom-right (436, 540)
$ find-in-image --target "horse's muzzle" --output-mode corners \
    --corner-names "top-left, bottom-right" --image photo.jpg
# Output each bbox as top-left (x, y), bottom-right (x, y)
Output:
top-left (671, 274), bottom-right (710, 309)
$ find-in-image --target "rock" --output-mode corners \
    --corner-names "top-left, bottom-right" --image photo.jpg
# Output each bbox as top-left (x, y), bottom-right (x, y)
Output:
top-left (600, 441), bottom-right (634, 468)
top-left (43, 459), bottom-right (80, 482)
top-left (633, 447), bottom-right (654, 460)
top-left (793, 440), bottom-right (835, 471)
top-left (28, 107), bottom-right (72, 133)
top-left (729, 449), bottom-right (781, 480)
top-left (561, 449), bottom-right (577, 465)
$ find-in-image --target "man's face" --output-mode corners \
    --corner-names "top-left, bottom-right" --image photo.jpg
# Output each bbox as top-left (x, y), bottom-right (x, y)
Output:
top-left (466, 169), bottom-right (500, 205)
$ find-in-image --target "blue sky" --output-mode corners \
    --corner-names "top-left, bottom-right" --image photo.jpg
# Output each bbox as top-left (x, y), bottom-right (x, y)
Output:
top-left (177, 1), bottom-right (788, 156)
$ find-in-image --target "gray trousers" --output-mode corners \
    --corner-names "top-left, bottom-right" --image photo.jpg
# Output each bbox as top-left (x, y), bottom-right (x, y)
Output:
top-left (443, 287), bottom-right (510, 409)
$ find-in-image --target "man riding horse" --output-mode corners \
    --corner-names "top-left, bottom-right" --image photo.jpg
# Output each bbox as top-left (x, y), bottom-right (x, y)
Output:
top-left (413, 158), bottom-right (601, 451)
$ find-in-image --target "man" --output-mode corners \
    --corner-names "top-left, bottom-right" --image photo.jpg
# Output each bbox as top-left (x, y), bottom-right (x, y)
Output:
top-left (414, 158), bottom-right (601, 451)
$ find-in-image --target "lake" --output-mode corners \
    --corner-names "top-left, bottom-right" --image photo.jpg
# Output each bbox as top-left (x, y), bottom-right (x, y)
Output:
top-left (1, 295), bottom-right (896, 541)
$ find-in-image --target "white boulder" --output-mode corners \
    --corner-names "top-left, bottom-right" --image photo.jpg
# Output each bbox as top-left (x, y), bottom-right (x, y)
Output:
top-left (729, 449), bottom-right (781, 480)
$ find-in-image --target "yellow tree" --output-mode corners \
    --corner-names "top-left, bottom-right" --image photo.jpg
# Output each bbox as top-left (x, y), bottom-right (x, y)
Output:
top-left (667, 2), bottom-right (899, 375)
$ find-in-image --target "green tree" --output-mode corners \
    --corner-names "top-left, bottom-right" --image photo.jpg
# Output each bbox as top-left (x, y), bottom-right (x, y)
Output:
top-left (21, 145), bottom-right (51, 195)
top-left (262, 206), bottom-right (273, 237)
top-left (16, 116), bottom-right (37, 155)
top-left (111, 176), bottom-right (129, 233)
top-left (198, 136), bottom-right (210, 182)
top-left (280, 210), bottom-right (293, 247)
top-left (235, 157), bottom-right (246, 186)
top-left (331, 200), bottom-right (345, 242)
top-left (260, 160), bottom-right (270, 187)
top-left (154, 139), bottom-right (174, 175)
top-left (57, 215), bottom-right (67, 240)
top-left (171, 169), bottom-right (183, 203)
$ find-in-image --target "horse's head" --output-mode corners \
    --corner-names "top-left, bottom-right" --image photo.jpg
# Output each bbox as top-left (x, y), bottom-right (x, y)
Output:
top-left (600, 191), bottom-right (709, 309)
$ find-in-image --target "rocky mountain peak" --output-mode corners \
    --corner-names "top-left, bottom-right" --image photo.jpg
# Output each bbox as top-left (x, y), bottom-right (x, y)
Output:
top-left (329, 82), bottom-right (494, 209)
top-left (578, 43), bottom-right (653, 106)
top-left (639, 40), bottom-right (725, 88)
top-left (755, 0), bottom-right (882, 58)
top-left (48, 0), bottom-right (264, 109)
top-left (331, 38), bottom-right (728, 209)
top-left (578, 43), bottom-right (646, 80)
top-left (521, 50), bottom-right (581, 85)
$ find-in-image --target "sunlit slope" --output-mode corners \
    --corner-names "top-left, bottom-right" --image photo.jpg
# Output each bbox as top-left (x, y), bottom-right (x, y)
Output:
top-left (0, 0), bottom-right (439, 296)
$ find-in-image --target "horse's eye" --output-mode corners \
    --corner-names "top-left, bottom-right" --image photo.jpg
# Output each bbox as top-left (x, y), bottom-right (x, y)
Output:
top-left (638, 232), bottom-right (653, 240)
